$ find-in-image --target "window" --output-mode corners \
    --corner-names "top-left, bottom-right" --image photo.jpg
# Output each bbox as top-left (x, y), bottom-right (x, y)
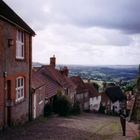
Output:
top-left (16, 77), bottom-right (24, 102)
top-left (16, 30), bottom-right (24, 59)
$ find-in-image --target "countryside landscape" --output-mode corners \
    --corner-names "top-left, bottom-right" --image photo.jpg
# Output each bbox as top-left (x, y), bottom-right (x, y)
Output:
top-left (1, 0), bottom-right (140, 140)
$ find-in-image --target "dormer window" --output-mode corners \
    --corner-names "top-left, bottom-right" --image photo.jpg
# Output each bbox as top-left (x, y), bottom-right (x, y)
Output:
top-left (16, 30), bottom-right (24, 59)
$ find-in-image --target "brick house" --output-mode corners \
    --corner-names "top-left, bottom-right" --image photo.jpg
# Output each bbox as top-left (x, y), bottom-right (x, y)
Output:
top-left (70, 76), bottom-right (89, 110)
top-left (31, 56), bottom-right (76, 118)
top-left (38, 56), bottom-right (76, 104)
top-left (32, 66), bottom-right (64, 119)
top-left (0, 1), bottom-right (35, 129)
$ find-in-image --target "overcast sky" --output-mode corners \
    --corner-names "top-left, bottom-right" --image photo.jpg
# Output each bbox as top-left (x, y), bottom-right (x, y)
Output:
top-left (4, 0), bottom-right (140, 65)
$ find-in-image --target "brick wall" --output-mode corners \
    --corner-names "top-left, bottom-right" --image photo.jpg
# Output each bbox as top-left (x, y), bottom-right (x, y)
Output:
top-left (0, 20), bottom-right (6, 129)
top-left (0, 19), bottom-right (32, 128)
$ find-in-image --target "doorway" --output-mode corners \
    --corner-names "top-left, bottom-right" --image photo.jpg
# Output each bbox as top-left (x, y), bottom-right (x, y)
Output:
top-left (7, 80), bottom-right (11, 126)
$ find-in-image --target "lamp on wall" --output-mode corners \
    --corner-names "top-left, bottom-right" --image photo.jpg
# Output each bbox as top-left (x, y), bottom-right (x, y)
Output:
top-left (8, 39), bottom-right (14, 47)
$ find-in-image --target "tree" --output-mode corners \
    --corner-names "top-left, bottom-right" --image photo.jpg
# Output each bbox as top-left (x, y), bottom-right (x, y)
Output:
top-left (123, 80), bottom-right (136, 92)
top-left (92, 82), bottom-right (100, 92)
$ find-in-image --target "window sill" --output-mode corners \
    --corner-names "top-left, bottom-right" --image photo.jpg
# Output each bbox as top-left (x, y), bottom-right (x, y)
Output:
top-left (15, 98), bottom-right (25, 105)
top-left (16, 56), bottom-right (24, 59)
top-left (15, 58), bottom-right (25, 61)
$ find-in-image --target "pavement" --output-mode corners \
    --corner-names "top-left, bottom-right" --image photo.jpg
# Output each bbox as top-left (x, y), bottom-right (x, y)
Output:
top-left (126, 121), bottom-right (139, 137)
top-left (0, 113), bottom-right (139, 140)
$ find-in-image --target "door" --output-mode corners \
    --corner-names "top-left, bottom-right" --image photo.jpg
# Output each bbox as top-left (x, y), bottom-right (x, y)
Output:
top-left (33, 94), bottom-right (37, 119)
top-left (7, 80), bottom-right (11, 126)
top-left (7, 107), bottom-right (11, 126)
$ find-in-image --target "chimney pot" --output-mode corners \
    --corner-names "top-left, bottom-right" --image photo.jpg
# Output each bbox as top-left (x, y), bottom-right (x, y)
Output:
top-left (50, 55), bottom-right (56, 67)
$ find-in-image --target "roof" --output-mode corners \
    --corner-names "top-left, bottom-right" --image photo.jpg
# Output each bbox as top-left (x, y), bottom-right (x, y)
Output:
top-left (85, 83), bottom-right (99, 97)
top-left (32, 71), bottom-right (45, 90)
top-left (70, 76), bottom-right (87, 93)
top-left (105, 86), bottom-right (126, 103)
top-left (100, 92), bottom-right (110, 104)
top-left (0, 0), bottom-right (35, 35)
top-left (39, 65), bottom-right (76, 91)
top-left (32, 69), bottom-right (63, 98)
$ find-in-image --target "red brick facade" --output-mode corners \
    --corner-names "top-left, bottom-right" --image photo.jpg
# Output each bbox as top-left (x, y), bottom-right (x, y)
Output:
top-left (0, 1), bottom-right (35, 129)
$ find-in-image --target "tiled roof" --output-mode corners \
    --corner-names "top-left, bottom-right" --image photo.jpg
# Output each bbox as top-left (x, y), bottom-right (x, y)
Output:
top-left (85, 83), bottom-right (99, 97)
top-left (70, 76), bottom-right (87, 93)
top-left (40, 65), bottom-right (76, 91)
top-left (0, 0), bottom-right (35, 35)
top-left (32, 69), bottom-right (63, 98)
top-left (32, 71), bottom-right (45, 90)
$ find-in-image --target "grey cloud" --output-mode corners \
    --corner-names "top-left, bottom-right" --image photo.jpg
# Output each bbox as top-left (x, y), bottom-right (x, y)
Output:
top-left (48, 0), bottom-right (140, 34)
top-left (5, 0), bottom-right (140, 34)
top-left (4, 0), bottom-right (140, 65)
top-left (46, 24), bottom-right (132, 46)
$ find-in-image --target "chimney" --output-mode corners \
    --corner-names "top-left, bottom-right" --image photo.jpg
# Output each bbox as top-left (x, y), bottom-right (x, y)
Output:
top-left (60, 66), bottom-right (69, 76)
top-left (63, 66), bottom-right (69, 76)
top-left (50, 55), bottom-right (56, 67)
top-left (88, 79), bottom-right (90, 83)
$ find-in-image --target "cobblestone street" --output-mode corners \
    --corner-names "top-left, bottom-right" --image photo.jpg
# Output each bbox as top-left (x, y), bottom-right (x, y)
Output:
top-left (0, 113), bottom-right (134, 140)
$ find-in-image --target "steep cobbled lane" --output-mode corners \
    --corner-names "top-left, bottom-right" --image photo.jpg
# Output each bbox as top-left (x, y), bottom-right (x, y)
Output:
top-left (0, 113), bottom-right (134, 140)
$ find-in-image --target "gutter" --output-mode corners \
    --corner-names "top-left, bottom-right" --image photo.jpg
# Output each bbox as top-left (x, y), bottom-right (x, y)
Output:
top-left (0, 15), bottom-right (35, 36)
top-left (33, 84), bottom-right (46, 91)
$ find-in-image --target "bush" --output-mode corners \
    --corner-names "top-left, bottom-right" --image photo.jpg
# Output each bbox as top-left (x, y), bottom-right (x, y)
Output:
top-left (44, 103), bottom-right (53, 117)
top-left (53, 95), bottom-right (59, 113)
top-left (92, 82), bottom-right (100, 92)
top-left (133, 137), bottom-right (140, 140)
top-left (71, 101), bottom-right (81, 115)
top-left (98, 103), bottom-right (105, 114)
top-left (53, 95), bottom-right (72, 116)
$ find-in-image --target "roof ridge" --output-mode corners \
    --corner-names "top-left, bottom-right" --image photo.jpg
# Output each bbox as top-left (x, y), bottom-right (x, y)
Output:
top-left (0, 0), bottom-right (35, 35)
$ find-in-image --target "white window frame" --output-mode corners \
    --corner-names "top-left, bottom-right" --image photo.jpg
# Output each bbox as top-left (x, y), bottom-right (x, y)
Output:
top-left (16, 30), bottom-right (24, 59)
top-left (16, 77), bottom-right (24, 102)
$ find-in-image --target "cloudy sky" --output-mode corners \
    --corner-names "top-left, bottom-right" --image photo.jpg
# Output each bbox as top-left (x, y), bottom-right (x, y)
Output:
top-left (4, 0), bottom-right (140, 65)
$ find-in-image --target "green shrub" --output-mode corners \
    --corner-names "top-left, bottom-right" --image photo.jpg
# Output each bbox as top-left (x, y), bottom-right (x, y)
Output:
top-left (133, 137), bottom-right (140, 140)
top-left (98, 103), bottom-right (105, 114)
top-left (53, 95), bottom-right (72, 116)
top-left (72, 101), bottom-right (81, 115)
top-left (53, 95), bottom-right (59, 113)
top-left (44, 103), bottom-right (53, 117)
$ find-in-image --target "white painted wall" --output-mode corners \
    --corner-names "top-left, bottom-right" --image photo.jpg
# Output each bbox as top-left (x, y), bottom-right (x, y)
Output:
top-left (89, 95), bottom-right (101, 111)
top-left (111, 101), bottom-right (120, 113)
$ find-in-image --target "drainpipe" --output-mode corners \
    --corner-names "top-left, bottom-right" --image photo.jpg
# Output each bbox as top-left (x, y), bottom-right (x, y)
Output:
top-left (3, 72), bottom-right (7, 131)
top-left (29, 35), bottom-right (32, 121)
top-left (3, 37), bottom-right (8, 130)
